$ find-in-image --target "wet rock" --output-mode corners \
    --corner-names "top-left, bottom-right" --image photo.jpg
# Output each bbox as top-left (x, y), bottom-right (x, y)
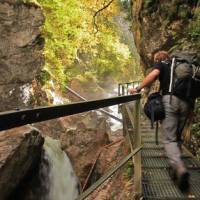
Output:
top-left (60, 112), bottom-right (110, 185)
top-left (30, 111), bottom-right (111, 187)
top-left (0, 126), bottom-right (44, 200)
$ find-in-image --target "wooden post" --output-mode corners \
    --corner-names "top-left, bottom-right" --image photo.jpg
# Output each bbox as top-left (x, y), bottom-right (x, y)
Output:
top-left (134, 99), bottom-right (142, 199)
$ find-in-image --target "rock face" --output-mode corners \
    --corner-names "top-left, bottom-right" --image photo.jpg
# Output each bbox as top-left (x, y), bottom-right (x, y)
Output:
top-left (60, 112), bottom-right (110, 186)
top-left (67, 78), bottom-right (109, 101)
top-left (0, 0), bottom-right (45, 111)
top-left (0, 126), bottom-right (44, 200)
top-left (34, 111), bottom-right (111, 186)
top-left (132, 0), bottom-right (199, 71)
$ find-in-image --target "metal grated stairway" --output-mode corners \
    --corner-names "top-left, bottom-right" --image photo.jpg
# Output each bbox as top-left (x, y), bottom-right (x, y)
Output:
top-left (141, 118), bottom-right (200, 200)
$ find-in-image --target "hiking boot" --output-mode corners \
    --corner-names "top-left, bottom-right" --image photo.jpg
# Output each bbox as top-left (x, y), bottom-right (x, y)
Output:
top-left (168, 166), bottom-right (177, 181)
top-left (177, 171), bottom-right (190, 193)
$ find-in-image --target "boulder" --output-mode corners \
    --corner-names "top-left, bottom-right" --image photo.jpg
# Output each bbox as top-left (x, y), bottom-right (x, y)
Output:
top-left (0, 126), bottom-right (44, 200)
top-left (31, 111), bottom-right (111, 187)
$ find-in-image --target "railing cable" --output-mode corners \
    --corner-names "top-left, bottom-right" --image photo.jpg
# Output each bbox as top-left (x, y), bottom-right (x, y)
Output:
top-left (65, 85), bottom-right (122, 122)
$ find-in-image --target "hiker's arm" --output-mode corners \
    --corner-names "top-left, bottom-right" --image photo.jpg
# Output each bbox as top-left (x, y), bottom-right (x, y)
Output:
top-left (128, 69), bottom-right (160, 94)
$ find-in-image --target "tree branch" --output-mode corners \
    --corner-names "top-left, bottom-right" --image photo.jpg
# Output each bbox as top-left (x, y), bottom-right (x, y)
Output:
top-left (93, 0), bottom-right (115, 34)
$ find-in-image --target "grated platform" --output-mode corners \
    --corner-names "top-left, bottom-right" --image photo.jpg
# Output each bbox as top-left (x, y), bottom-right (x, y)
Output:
top-left (141, 120), bottom-right (200, 200)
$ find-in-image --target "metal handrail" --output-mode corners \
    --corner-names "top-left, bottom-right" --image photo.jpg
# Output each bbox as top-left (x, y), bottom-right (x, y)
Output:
top-left (76, 146), bottom-right (143, 200)
top-left (0, 90), bottom-right (142, 199)
top-left (77, 98), bottom-right (142, 200)
top-left (122, 100), bottom-right (142, 198)
top-left (0, 94), bottom-right (140, 131)
top-left (118, 81), bottom-right (141, 96)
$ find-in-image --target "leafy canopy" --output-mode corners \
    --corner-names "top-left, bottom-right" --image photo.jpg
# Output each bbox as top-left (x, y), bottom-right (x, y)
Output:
top-left (25, 0), bottom-right (141, 89)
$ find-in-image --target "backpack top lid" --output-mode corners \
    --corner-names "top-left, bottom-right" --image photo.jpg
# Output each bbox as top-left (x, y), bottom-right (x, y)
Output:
top-left (169, 51), bottom-right (200, 100)
top-left (170, 51), bottom-right (200, 65)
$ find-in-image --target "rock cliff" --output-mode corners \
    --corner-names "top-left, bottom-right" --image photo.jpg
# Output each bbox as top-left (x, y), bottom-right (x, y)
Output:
top-left (0, 0), bottom-right (44, 111)
top-left (132, 0), bottom-right (199, 72)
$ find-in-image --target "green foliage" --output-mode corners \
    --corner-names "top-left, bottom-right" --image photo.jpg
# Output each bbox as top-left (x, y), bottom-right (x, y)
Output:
top-left (190, 99), bottom-right (200, 159)
top-left (24, 0), bottom-right (141, 91)
top-left (124, 160), bottom-right (134, 180)
top-left (178, 5), bottom-right (190, 19)
top-left (38, 69), bottom-right (51, 86)
top-left (188, 7), bottom-right (200, 46)
top-left (118, 0), bottom-right (131, 10)
top-left (192, 99), bottom-right (200, 134)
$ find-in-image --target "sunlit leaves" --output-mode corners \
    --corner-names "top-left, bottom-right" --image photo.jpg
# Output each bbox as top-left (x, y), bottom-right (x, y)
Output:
top-left (25, 0), bottom-right (140, 88)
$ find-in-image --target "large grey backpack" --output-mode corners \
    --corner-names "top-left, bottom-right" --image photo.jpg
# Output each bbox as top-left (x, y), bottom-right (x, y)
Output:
top-left (169, 51), bottom-right (200, 100)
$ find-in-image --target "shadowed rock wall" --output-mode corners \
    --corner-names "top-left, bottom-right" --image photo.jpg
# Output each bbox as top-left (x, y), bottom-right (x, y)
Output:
top-left (132, 0), bottom-right (199, 72)
top-left (0, 127), bottom-right (44, 200)
top-left (0, 0), bottom-right (45, 111)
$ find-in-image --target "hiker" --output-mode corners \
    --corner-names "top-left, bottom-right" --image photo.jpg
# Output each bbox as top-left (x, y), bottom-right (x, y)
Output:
top-left (128, 50), bottom-right (192, 192)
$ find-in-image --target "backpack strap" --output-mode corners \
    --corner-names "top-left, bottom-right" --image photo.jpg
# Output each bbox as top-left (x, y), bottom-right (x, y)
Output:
top-left (169, 57), bottom-right (176, 103)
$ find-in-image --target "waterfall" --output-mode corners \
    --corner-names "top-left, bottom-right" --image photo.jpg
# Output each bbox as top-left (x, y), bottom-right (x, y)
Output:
top-left (40, 137), bottom-right (79, 200)
top-left (107, 88), bottom-right (123, 131)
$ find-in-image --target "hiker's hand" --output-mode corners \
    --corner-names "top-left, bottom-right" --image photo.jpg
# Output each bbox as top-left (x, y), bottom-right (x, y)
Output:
top-left (128, 88), bottom-right (137, 94)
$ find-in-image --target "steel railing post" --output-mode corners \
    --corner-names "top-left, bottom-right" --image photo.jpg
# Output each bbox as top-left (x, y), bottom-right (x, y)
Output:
top-left (122, 85), bottom-right (125, 96)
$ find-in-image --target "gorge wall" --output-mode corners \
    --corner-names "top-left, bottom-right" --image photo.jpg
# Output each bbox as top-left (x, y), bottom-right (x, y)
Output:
top-left (0, 0), bottom-right (44, 111)
top-left (132, 0), bottom-right (199, 72)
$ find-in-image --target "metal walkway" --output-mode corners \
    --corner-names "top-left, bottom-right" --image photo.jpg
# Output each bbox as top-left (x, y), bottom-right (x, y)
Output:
top-left (141, 119), bottom-right (200, 200)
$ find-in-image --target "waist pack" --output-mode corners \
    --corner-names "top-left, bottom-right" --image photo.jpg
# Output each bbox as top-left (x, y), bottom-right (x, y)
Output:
top-left (144, 92), bottom-right (165, 129)
top-left (169, 51), bottom-right (200, 100)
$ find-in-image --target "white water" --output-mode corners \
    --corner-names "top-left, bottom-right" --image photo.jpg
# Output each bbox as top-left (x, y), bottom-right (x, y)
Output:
top-left (43, 137), bottom-right (79, 200)
top-left (108, 87), bottom-right (123, 132)
top-left (19, 83), bottom-right (33, 104)
top-left (108, 84), bottom-right (140, 131)
top-left (109, 104), bottom-right (122, 131)
top-left (48, 80), bottom-right (68, 105)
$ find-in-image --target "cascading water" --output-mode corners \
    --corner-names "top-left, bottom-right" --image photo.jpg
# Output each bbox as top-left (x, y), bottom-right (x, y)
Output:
top-left (39, 137), bottom-right (79, 200)
top-left (108, 88), bottom-right (123, 131)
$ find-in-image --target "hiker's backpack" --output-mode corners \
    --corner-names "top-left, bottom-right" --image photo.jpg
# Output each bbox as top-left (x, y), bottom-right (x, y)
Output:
top-left (169, 51), bottom-right (200, 100)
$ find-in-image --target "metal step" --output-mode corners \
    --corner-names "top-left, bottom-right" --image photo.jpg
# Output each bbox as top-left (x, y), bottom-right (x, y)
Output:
top-left (142, 134), bottom-right (161, 139)
top-left (142, 149), bottom-right (191, 158)
top-left (143, 180), bottom-right (200, 200)
top-left (142, 138), bottom-right (162, 143)
top-left (142, 149), bottom-right (165, 157)
top-left (142, 157), bottom-right (200, 169)
top-left (143, 142), bottom-right (164, 149)
top-left (143, 168), bottom-right (200, 181)
top-left (141, 120), bottom-right (200, 200)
